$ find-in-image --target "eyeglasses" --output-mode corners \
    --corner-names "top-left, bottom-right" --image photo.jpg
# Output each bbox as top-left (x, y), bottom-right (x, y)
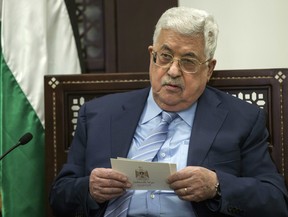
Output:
top-left (152, 51), bottom-right (210, 74)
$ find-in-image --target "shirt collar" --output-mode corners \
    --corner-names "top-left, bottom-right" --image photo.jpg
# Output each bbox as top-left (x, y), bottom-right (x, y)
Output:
top-left (141, 88), bottom-right (197, 127)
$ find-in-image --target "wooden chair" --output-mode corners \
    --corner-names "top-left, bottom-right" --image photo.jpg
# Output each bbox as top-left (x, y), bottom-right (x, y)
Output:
top-left (44, 68), bottom-right (288, 216)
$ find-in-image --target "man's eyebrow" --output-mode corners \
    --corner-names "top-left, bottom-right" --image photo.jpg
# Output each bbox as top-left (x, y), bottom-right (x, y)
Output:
top-left (159, 44), bottom-right (200, 59)
top-left (159, 44), bottom-right (173, 53)
top-left (182, 52), bottom-right (198, 59)
top-left (160, 45), bottom-right (199, 58)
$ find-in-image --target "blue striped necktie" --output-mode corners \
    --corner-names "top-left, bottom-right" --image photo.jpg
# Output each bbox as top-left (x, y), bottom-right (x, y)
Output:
top-left (104, 111), bottom-right (177, 217)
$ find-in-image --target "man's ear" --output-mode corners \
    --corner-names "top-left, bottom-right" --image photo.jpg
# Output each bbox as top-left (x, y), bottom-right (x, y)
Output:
top-left (207, 59), bottom-right (217, 82)
top-left (148, 45), bottom-right (153, 53)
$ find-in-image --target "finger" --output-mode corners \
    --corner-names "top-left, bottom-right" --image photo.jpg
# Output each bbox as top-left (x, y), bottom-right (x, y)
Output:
top-left (175, 187), bottom-right (189, 197)
top-left (167, 166), bottom-right (195, 183)
top-left (169, 178), bottom-right (190, 191)
top-left (91, 173), bottom-right (131, 190)
top-left (167, 172), bottom-right (187, 184)
top-left (91, 168), bottom-right (132, 188)
top-left (90, 187), bottom-right (126, 203)
top-left (91, 183), bottom-right (126, 196)
top-left (103, 177), bottom-right (131, 189)
top-left (89, 180), bottom-right (128, 203)
top-left (175, 187), bottom-right (202, 202)
top-left (93, 168), bottom-right (130, 183)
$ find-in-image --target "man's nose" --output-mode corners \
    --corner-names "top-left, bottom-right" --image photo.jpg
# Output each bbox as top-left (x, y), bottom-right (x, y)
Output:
top-left (167, 59), bottom-right (182, 77)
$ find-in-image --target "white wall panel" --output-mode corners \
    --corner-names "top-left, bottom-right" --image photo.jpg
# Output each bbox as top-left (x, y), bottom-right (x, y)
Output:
top-left (179, 0), bottom-right (288, 70)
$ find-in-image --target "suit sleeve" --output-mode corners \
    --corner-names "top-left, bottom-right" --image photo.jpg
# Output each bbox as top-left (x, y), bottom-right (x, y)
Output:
top-left (49, 103), bottom-right (105, 217)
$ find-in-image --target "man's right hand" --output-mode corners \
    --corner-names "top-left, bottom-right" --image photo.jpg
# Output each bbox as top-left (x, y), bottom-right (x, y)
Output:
top-left (89, 168), bottom-right (132, 203)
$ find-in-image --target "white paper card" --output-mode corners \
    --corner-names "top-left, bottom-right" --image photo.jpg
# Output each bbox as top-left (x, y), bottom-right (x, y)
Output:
top-left (111, 158), bottom-right (177, 190)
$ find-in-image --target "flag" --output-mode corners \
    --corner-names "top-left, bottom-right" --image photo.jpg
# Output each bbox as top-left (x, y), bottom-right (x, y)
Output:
top-left (0, 0), bottom-right (81, 216)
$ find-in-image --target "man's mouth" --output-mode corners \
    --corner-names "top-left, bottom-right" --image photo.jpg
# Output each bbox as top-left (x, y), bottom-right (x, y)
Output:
top-left (164, 83), bottom-right (182, 91)
top-left (168, 83), bottom-right (179, 88)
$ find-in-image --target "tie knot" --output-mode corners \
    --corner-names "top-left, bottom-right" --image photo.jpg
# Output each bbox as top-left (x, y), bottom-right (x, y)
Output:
top-left (161, 111), bottom-right (177, 124)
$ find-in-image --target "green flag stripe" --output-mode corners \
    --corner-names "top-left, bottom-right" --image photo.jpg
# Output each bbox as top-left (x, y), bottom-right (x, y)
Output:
top-left (0, 55), bottom-right (44, 216)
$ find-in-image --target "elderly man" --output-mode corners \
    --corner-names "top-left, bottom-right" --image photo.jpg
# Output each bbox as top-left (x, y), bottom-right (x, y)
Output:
top-left (50, 7), bottom-right (288, 217)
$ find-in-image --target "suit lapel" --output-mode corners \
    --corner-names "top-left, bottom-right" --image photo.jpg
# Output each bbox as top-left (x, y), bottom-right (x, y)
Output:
top-left (187, 88), bottom-right (228, 166)
top-left (108, 87), bottom-right (228, 166)
top-left (110, 88), bottom-right (150, 158)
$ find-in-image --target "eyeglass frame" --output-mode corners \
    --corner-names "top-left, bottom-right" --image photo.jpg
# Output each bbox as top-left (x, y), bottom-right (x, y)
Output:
top-left (151, 50), bottom-right (211, 74)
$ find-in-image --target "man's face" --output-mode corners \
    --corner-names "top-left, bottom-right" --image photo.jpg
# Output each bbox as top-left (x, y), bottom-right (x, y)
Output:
top-left (148, 29), bottom-right (216, 112)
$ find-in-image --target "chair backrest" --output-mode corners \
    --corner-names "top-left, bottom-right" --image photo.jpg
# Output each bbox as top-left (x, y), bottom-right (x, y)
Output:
top-left (44, 68), bottom-right (288, 216)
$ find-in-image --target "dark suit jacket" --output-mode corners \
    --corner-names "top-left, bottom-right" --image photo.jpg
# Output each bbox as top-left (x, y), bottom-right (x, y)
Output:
top-left (50, 86), bottom-right (288, 217)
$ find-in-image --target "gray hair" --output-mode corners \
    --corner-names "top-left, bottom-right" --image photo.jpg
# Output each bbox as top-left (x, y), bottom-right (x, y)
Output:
top-left (153, 7), bottom-right (219, 59)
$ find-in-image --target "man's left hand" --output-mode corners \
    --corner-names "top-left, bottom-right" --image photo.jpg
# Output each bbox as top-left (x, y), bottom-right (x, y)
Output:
top-left (167, 166), bottom-right (218, 202)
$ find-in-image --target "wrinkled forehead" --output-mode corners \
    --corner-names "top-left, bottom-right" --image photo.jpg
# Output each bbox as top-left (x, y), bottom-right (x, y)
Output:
top-left (154, 29), bottom-right (206, 59)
